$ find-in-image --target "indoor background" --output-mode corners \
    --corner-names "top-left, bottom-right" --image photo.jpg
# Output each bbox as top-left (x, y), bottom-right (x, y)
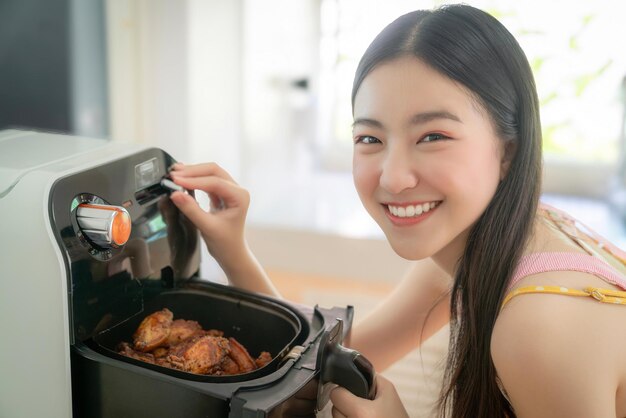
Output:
top-left (2, 0), bottom-right (625, 415)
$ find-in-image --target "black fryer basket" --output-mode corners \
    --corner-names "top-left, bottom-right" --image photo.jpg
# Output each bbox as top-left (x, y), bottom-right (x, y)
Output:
top-left (90, 282), bottom-right (311, 383)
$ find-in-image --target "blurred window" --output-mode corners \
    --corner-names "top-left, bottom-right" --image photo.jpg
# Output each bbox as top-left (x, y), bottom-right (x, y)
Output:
top-left (318, 0), bottom-right (626, 177)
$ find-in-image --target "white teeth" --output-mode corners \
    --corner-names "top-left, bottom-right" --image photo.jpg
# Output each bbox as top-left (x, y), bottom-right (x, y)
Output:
top-left (387, 202), bottom-right (439, 218)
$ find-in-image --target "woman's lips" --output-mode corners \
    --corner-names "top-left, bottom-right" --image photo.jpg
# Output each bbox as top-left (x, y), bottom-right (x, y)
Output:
top-left (384, 201), bottom-right (440, 226)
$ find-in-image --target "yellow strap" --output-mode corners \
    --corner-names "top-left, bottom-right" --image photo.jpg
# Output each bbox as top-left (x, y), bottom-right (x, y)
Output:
top-left (501, 285), bottom-right (626, 309)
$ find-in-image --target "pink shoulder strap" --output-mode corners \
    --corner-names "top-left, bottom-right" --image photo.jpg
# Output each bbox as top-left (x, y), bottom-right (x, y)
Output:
top-left (508, 252), bottom-right (626, 292)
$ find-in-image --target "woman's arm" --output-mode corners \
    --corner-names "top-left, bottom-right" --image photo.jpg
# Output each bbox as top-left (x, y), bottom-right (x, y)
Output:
top-left (349, 258), bottom-right (451, 371)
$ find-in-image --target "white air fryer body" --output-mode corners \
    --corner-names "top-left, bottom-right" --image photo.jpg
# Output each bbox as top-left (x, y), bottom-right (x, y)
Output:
top-left (0, 129), bottom-right (147, 418)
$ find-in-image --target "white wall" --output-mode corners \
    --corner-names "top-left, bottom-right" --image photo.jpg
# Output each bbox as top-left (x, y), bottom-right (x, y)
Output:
top-left (105, 0), bottom-right (243, 175)
top-left (187, 0), bottom-right (243, 178)
top-left (106, 0), bottom-right (189, 162)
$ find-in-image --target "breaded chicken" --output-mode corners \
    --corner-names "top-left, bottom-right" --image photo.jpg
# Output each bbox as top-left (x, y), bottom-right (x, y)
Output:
top-left (255, 351), bottom-right (272, 369)
top-left (167, 335), bottom-right (230, 374)
top-left (132, 308), bottom-right (173, 352)
top-left (118, 342), bottom-right (156, 364)
top-left (118, 309), bottom-right (273, 375)
top-left (166, 319), bottom-right (203, 346)
top-left (227, 337), bottom-right (256, 373)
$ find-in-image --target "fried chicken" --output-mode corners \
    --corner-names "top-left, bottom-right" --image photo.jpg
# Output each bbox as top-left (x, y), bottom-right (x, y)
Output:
top-left (132, 308), bottom-right (173, 352)
top-left (255, 351), bottom-right (272, 369)
top-left (204, 329), bottom-right (224, 338)
top-left (218, 355), bottom-right (241, 375)
top-left (166, 319), bottom-right (203, 346)
top-left (167, 335), bottom-right (230, 374)
top-left (152, 347), bottom-right (169, 358)
top-left (227, 337), bottom-right (257, 373)
top-left (118, 342), bottom-right (156, 364)
top-left (118, 309), bottom-right (272, 376)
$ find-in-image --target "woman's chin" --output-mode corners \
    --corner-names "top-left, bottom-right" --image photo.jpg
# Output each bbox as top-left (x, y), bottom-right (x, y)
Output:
top-left (387, 239), bottom-right (434, 261)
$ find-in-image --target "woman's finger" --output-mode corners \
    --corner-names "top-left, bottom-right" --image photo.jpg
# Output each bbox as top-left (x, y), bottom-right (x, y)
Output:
top-left (169, 191), bottom-right (214, 232)
top-left (170, 175), bottom-right (248, 209)
top-left (330, 386), bottom-right (370, 417)
top-left (170, 162), bottom-right (235, 183)
top-left (330, 386), bottom-right (359, 407)
top-left (331, 406), bottom-right (348, 418)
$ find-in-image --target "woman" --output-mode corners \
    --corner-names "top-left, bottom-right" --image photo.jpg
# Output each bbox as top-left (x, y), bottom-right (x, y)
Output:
top-left (168, 4), bottom-right (626, 417)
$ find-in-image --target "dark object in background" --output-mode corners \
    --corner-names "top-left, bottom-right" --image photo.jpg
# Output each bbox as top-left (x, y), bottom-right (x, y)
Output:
top-left (0, 0), bottom-right (108, 137)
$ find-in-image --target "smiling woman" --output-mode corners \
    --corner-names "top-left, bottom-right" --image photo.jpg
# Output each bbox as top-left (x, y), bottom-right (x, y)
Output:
top-left (165, 4), bottom-right (626, 418)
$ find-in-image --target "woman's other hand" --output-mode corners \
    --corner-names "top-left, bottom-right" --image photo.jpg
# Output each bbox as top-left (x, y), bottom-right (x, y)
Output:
top-left (330, 375), bottom-right (409, 418)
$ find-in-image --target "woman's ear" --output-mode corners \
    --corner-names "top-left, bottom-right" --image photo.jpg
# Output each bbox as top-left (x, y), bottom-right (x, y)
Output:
top-left (500, 140), bottom-right (516, 181)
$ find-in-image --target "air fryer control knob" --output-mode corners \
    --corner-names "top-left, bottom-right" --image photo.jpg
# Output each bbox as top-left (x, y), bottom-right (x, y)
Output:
top-left (76, 203), bottom-right (132, 248)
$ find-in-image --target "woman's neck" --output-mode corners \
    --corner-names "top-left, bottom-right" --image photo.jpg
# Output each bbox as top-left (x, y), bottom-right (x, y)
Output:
top-left (431, 228), bottom-right (471, 277)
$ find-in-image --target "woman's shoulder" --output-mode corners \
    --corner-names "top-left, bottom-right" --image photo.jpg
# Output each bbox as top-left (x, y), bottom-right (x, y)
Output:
top-left (495, 266), bottom-right (626, 352)
top-left (492, 293), bottom-right (626, 416)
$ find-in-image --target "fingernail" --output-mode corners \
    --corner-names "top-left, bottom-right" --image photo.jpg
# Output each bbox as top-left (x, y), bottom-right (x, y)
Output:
top-left (169, 163), bottom-right (184, 171)
top-left (161, 178), bottom-right (184, 193)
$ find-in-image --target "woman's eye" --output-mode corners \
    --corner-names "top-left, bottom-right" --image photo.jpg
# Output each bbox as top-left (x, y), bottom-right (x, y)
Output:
top-left (421, 133), bottom-right (448, 143)
top-left (355, 135), bottom-right (381, 145)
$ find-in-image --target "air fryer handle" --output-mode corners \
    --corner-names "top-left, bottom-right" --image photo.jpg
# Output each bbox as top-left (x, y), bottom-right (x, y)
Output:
top-left (323, 343), bottom-right (377, 400)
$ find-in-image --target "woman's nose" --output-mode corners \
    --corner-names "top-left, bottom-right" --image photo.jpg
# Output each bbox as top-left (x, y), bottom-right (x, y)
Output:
top-left (379, 149), bottom-right (419, 194)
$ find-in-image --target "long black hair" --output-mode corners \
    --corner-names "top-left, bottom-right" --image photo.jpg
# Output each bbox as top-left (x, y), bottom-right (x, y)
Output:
top-left (351, 4), bottom-right (542, 417)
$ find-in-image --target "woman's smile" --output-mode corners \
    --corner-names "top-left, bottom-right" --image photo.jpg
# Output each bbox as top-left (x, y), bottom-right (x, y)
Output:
top-left (384, 200), bottom-right (441, 226)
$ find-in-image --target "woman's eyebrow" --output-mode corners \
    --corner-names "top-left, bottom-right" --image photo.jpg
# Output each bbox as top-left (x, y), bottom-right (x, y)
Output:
top-left (410, 110), bottom-right (461, 124)
top-left (352, 117), bottom-right (383, 129)
top-left (352, 110), bottom-right (462, 129)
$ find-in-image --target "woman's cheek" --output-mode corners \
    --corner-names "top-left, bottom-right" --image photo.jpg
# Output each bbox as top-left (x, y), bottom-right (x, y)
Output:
top-left (352, 158), bottom-right (378, 201)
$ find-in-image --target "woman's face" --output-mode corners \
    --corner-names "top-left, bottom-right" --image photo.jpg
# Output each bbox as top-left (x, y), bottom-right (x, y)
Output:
top-left (352, 56), bottom-right (507, 269)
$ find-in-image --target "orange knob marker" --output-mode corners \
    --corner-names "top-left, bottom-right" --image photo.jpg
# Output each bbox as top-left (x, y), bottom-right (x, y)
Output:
top-left (111, 210), bottom-right (131, 246)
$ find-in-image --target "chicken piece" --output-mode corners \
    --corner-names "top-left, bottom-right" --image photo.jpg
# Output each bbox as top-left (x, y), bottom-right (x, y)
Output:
top-left (166, 319), bottom-right (203, 346)
top-left (155, 356), bottom-right (175, 369)
top-left (133, 308), bottom-right (173, 352)
top-left (255, 351), bottom-right (272, 369)
top-left (218, 355), bottom-right (241, 375)
top-left (168, 335), bottom-right (230, 374)
top-left (118, 342), bottom-right (156, 364)
top-left (228, 337), bottom-right (257, 373)
top-left (152, 347), bottom-right (169, 358)
top-left (205, 329), bottom-right (224, 338)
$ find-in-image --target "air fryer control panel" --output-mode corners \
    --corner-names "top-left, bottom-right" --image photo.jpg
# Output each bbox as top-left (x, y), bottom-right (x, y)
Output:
top-left (49, 148), bottom-right (200, 344)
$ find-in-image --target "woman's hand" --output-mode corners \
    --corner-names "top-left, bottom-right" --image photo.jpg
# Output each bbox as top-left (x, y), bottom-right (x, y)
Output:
top-left (167, 163), bottom-right (280, 296)
top-left (330, 375), bottom-right (409, 418)
top-left (168, 162), bottom-right (249, 262)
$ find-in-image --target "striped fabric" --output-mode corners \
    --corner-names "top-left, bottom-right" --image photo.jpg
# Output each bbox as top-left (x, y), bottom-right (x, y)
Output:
top-left (508, 252), bottom-right (626, 292)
